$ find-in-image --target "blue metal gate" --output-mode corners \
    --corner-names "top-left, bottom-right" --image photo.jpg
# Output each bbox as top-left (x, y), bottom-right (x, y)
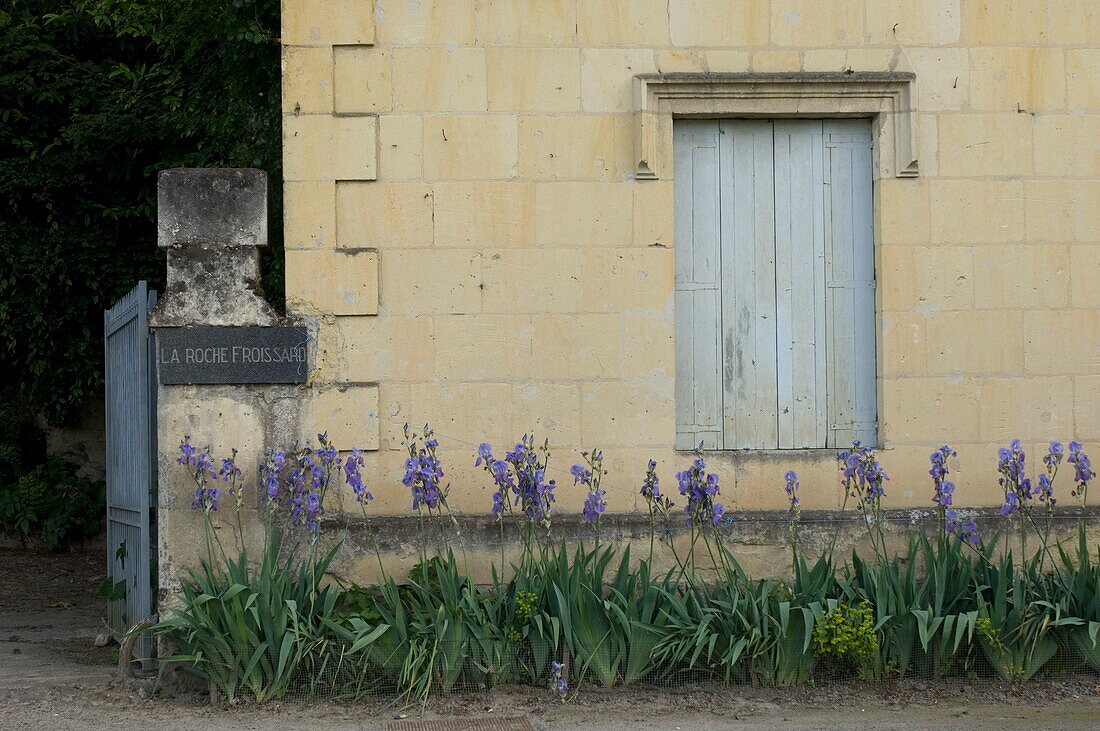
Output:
top-left (104, 281), bottom-right (157, 660)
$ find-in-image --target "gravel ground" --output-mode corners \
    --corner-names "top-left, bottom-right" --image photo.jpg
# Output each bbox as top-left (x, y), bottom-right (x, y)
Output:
top-left (4, 678), bottom-right (1100, 731)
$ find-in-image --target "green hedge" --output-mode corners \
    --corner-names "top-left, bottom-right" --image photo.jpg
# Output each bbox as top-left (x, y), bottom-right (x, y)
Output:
top-left (0, 1), bottom-right (281, 428)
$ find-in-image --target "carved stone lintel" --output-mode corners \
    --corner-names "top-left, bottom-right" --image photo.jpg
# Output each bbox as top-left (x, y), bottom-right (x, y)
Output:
top-left (157, 168), bottom-right (268, 249)
top-left (633, 72), bottom-right (919, 181)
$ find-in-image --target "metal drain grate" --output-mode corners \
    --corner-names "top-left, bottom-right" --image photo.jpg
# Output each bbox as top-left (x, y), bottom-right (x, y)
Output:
top-left (387, 716), bottom-right (533, 731)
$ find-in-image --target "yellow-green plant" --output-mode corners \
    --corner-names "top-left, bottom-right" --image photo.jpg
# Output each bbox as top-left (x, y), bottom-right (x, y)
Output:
top-left (812, 600), bottom-right (881, 681)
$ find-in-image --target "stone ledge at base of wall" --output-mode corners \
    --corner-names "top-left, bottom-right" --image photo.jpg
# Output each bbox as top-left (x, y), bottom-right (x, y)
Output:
top-left (295, 508), bottom-right (1100, 585)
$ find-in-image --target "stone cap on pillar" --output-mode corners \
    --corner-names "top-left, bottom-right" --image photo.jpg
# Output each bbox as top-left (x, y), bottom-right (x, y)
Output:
top-left (157, 168), bottom-right (268, 249)
top-left (151, 168), bottom-right (280, 328)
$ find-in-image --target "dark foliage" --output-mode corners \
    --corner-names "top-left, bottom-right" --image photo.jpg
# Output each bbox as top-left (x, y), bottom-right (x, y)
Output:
top-left (0, 0), bottom-right (282, 428)
top-left (0, 456), bottom-right (105, 548)
top-left (0, 401), bottom-right (104, 547)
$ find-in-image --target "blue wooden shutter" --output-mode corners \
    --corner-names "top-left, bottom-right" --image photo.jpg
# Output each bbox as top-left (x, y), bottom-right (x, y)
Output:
top-left (675, 118), bottom-right (876, 451)
top-left (773, 121), bottom-right (828, 449)
top-left (823, 120), bottom-right (877, 447)
top-left (719, 120), bottom-right (779, 449)
top-left (674, 121), bottom-right (723, 450)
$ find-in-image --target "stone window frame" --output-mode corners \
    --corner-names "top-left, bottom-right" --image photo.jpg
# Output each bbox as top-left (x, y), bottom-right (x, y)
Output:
top-left (633, 72), bottom-right (919, 181)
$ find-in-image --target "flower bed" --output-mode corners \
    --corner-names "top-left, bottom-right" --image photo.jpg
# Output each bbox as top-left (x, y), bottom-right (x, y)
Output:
top-left (148, 428), bottom-right (1098, 705)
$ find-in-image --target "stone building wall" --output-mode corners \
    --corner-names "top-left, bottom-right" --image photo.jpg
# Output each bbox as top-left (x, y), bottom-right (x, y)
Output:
top-left (273, 0), bottom-right (1097, 523)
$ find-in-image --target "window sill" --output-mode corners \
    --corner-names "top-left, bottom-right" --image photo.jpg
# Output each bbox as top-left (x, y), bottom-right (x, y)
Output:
top-left (675, 447), bottom-right (884, 464)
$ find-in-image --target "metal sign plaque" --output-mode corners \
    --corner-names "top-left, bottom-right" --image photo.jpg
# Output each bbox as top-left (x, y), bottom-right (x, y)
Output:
top-left (156, 326), bottom-right (309, 385)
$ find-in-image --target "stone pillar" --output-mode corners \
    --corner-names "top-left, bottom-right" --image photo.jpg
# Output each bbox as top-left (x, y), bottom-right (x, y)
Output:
top-left (150, 169), bottom-right (304, 600)
top-left (154, 168), bottom-right (277, 327)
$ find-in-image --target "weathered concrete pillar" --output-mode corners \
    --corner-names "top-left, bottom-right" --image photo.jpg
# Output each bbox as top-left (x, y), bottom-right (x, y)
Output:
top-left (150, 169), bottom-right (305, 600)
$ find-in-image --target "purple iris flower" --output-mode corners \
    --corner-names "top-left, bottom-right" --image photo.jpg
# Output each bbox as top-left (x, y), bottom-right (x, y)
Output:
top-left (573, 450), bottom-right (607, 527)
top-left (641, 460), bottom-right (660, 500)
top-left (403, 424), bottom-right (448, 512)
top-left (218, 450), bottom-right (242, 483)
top-left (180, 438), bottom-right (224, 512)
top-left (344, 448), bottom-right (373, 504)
top-left (1037, 473), bottom-right (1055, 506)
top-left (784, 470), bottom-right (800, 510)
top-left (676, 452), bottom-right (725, 528)
top-left (960, 520), bottom-right (981, 546)
top-left (191, 485), bottom-right (220, 512)
top-left (481, 435), bottom-right (555, 526)
top-left (316, 432), bottom-right (340, 469)
top-left (178, 438), bottom-right (197, 467)
top-left (1068, 441), bottom-right (1094, 502)
top-left (582, 488), bottom-right (605, 523)
top-left (839, 441), bottom-right (890, 511)
top-left (194, 450), bottom-right (216, 480)
top-left (929, 445), bottom-right (956, 509)
top-left (936, 481), bottom-right (955, 507)
top-left (640, 458), bottom-right (673, 520)
top-left (1044, 441), bottom-right (1064, 470)
top-left (997, 439), bottom-right (1032, 516)
top-left (550, 660), bottom-right (568, 699)
top-left (945, 508), bottom-right (981, 547)
top-left (711, 502), bottom-right (726, 526)
top-left (259, 448), bottom-right (286, 503)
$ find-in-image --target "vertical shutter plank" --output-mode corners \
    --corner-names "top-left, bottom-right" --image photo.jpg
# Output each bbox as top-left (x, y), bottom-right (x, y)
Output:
top-left (774, 121), bottom-right (827, 449)
top-left (827, 131), bottom-right (857, 444)
top-left (824, 120), bottom-right (877, 447)
top-left (720, 120), bottom-right (778, 448)
top-left (674, 121), bottom-right (723, 450)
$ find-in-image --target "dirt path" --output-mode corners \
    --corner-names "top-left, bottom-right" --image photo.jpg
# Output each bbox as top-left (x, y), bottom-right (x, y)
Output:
top-left (3, 681), bottom-right (1099, 731)
top-left (0, 548), bottom-right (116, 703)
top-left (1, 548), bottom-right (1098, 730)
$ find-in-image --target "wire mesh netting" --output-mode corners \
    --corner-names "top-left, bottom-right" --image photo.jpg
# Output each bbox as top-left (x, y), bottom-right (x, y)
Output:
top-left (272, 625), bottom-right (1100, 708)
